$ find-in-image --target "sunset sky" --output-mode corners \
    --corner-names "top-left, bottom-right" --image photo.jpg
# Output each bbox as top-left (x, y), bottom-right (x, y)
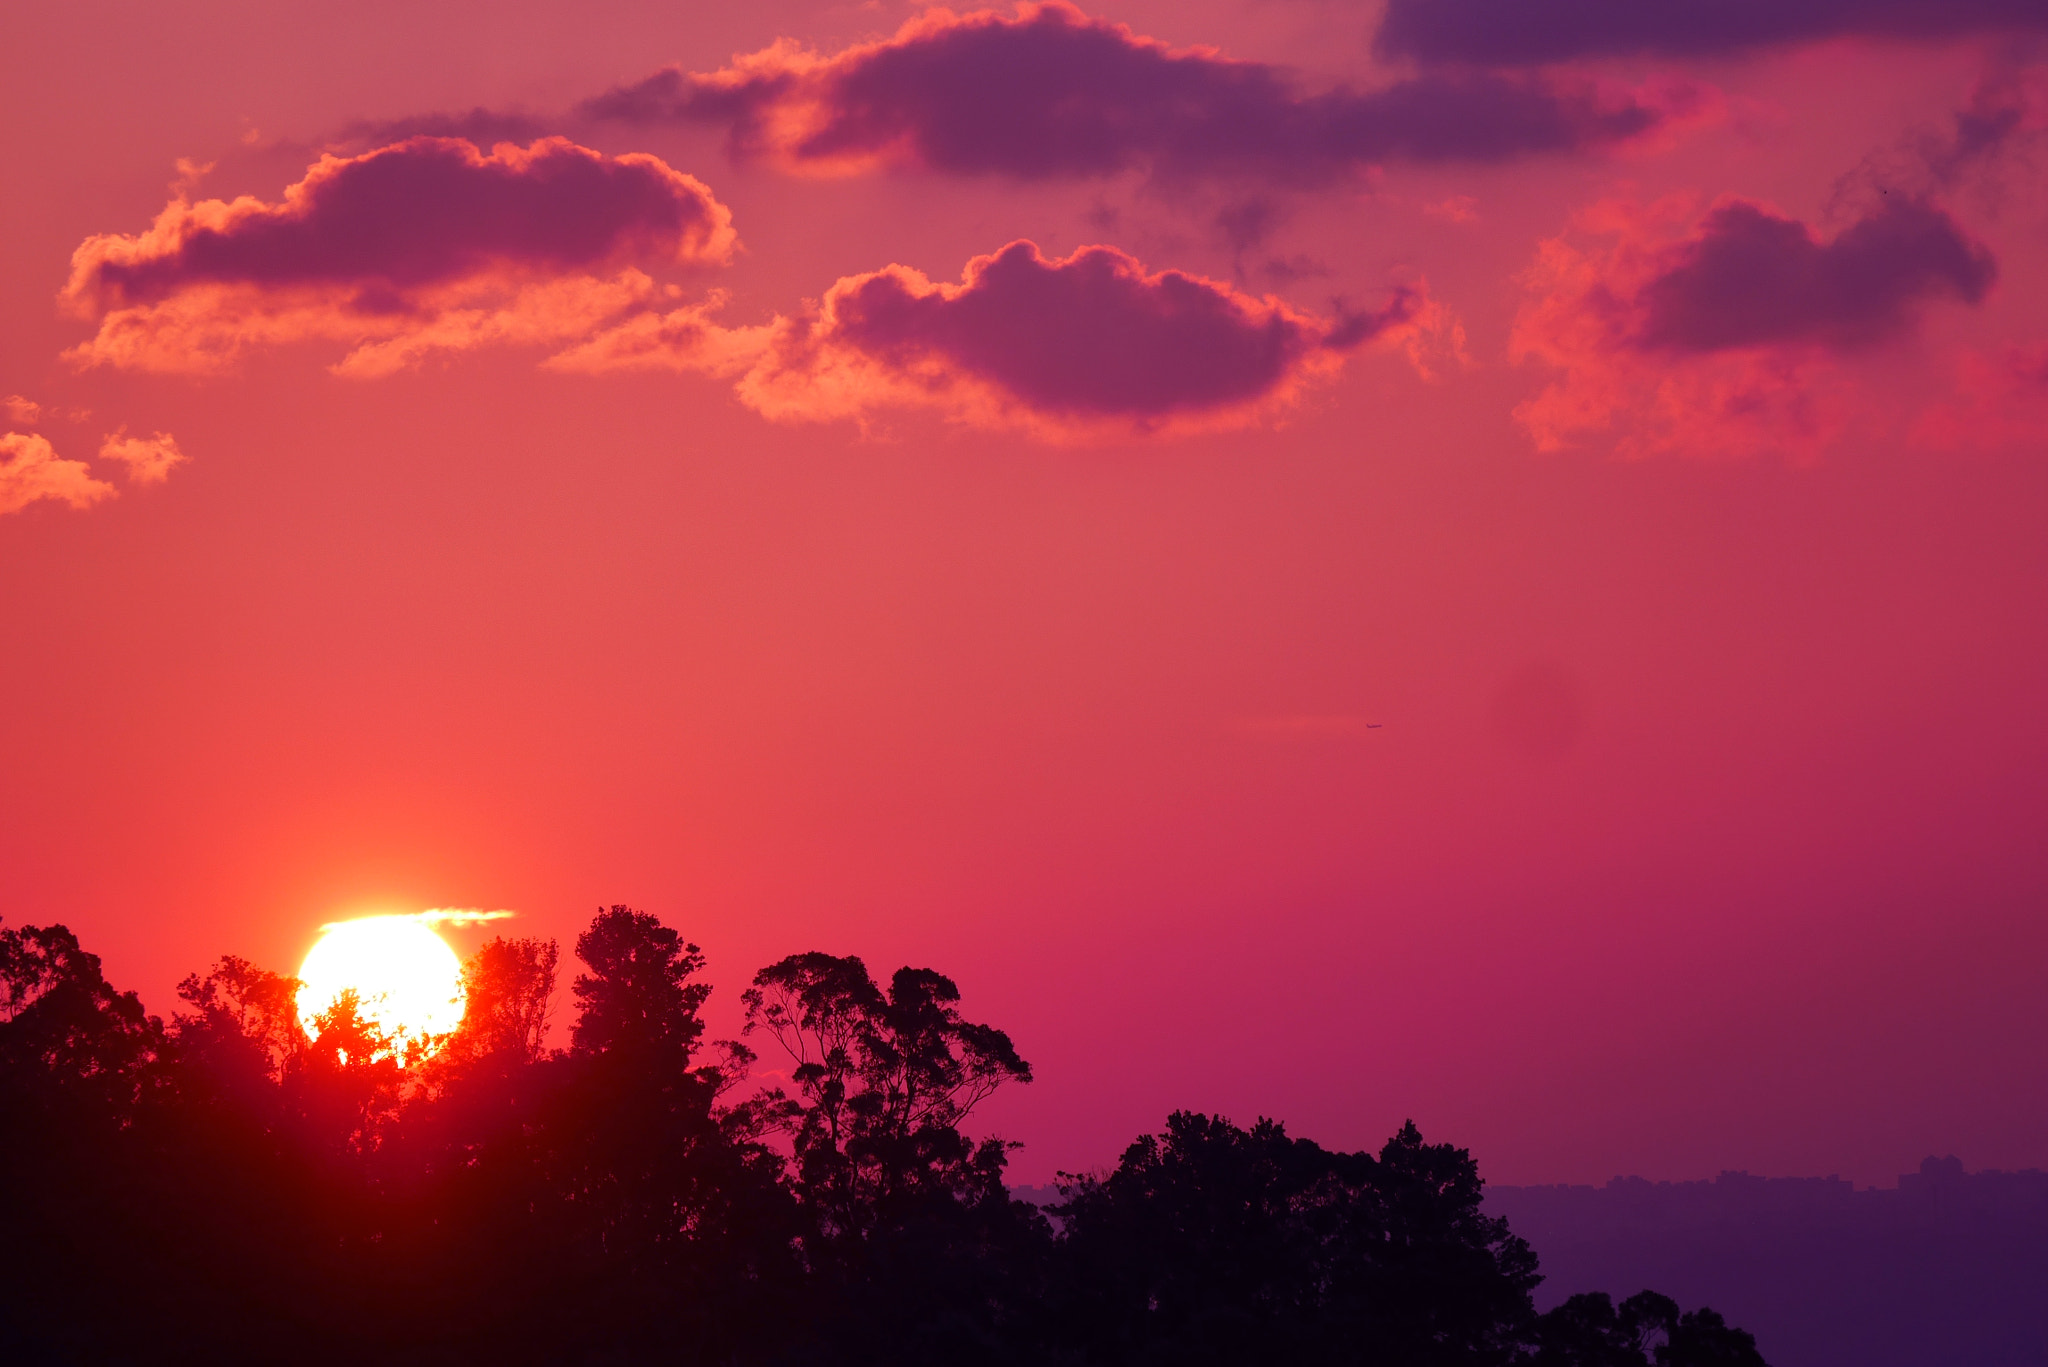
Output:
top-left (4, 0), bottom-right (2046, 1189)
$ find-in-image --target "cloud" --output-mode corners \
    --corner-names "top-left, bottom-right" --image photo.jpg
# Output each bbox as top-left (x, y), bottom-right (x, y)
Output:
top-left (98, 429), bottom-right (187, 485)
top-left (583, 2), bottom-right (1687, 185)
top-left (552, 239), bottom-right (1452, 436)
top-left (1373, 0), bottom-right (2048, 64)
top-left (3, 396), bottom-right (45, 425)
top-left (1914, 341), bottom-right (2048, 449)
top-left (0, 433), bottom-right (116, 515)
top-left (414, 908), bottom-right (518, 926)
top-left (1632, 197), bottom-right (1994, 353)
top-left (1510, 195), bottom-right (1994, 457)
top-left (1838, 67), bottom-right (2048, 199)
top-left (64, 136), bottom-right (735, 374)
top-left (316, 908), bottom-right (518, 931)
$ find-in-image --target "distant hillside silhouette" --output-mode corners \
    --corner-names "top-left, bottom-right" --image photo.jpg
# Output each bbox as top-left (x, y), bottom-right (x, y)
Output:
top-left (1488, 1158), bottom-right (2048, 1367)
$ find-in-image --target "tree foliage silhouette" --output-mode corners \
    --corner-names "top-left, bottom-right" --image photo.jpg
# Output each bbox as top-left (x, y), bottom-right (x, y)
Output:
top-left (0, 913), bottom-right (1774, 1367)
top-left (742, 952), bottom-right (1042, 1362)
top-left (1054, 1112), bottom-right (1541, 1366)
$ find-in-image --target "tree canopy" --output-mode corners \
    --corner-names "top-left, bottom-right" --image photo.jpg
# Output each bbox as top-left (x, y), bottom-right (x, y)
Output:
top-left (0, 911), bottom-right (1769, 1366)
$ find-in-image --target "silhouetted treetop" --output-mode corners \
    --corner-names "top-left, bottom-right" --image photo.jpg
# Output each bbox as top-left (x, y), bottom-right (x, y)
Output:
top-left (0, 920), bottom-right (163, 1116)
top-left (1055, 1112), bottom-right (1542, 1366)
top-left (442, 934), bottom-right (558, 1068)
top-left (743, 953), bottom-right (1031, 1246)
top-left (174, 954), bottom-right (299, 1086)
top-left (1533, 1291), bottom-right (1769, 1367)
top-left (571, 905), bottom-right (710, 1063)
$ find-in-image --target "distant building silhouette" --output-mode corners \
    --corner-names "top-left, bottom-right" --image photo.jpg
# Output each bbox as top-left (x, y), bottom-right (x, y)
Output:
top-left (1487, 1158), bottom-right (2048, 1367)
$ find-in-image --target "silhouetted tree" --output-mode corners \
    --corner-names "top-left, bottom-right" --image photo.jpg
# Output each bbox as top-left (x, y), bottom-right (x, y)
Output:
top-left (1533, 1291), bottom-right (1769, 1367)
top-left (532, 908), bottom-right (798, 1363)
top-left (744, 952), bottom-right (1044, 1362)
top-left (174, 954), bottom-right (299, 1091)
top-left (452, 933), bottom-right (558, 1065)
top-left (1533, 1292), bottom-right (1675, 1366)
top-left (1056, 1113), bottom-right (1540, 1367)
top-left (0, 920), bottom-right (164, 1115)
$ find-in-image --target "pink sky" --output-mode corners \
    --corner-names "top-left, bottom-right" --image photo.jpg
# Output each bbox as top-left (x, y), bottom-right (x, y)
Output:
top-left (3, 0), bottom-right (2046, 1188)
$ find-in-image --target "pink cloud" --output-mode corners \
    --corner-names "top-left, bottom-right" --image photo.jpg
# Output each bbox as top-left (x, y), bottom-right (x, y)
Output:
top-left (1512, 195), bottom-right (1994, 459)
top-left (1632, 198), bottom-right (1993, 353)
top-left (98, 429), bottom-right (187, 485)
top-left (584, 2), bottom-right (1687, 185)
top-left (63, 137), bottom-right (735, 375)
top-left (553, 240), bottom-right (1452, 437)
top-left (1914, 341), bottom-right (2048, 449)
top-left (0, 433), bottom-right (116, 515)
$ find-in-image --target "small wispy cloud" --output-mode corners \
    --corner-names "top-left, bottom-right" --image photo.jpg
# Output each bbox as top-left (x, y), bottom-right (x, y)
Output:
top-left (99, 428), bottom-right (186, 485)
top-left (417, 908), bottom-right (519, 926)
top-left (317, 907), bottom-right (518, 931)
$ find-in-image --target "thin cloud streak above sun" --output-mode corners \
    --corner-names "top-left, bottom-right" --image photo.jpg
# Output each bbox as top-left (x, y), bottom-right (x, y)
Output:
top-left (315, 907), bottom-right (517, 931)
top-left (583, 1), bottom-right (1699, 185)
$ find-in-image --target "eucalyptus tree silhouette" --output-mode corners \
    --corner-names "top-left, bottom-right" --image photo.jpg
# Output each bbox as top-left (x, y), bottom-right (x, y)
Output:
top-left (744, 951), bottom-right (1046, 1362)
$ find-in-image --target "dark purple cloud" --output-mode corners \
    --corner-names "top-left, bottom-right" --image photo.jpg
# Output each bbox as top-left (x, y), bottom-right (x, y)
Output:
top-left (554, 240), bottom-right (1442, 434)
top-left (1631, 197), bottom-right (1996, 353)
top-left (1374, 0), bottom-right (2048, 65)
top-left (69, 136), bottom-right (734, 312)
top-left (582, 2), bottom-right (1674, 184)
top-left (816, 240), bottom-right (1414, 418)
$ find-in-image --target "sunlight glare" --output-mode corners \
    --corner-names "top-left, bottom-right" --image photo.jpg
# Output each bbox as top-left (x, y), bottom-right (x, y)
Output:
top-left (296, 915), bottom-right (466, 1055)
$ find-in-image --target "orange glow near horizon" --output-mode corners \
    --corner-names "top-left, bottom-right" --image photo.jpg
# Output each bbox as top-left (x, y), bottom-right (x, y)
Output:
top-left (295, 916), bottom-right (467, 1056)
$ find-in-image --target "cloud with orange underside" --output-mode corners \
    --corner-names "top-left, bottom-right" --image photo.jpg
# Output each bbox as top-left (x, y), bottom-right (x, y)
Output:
top-left (63, 136), bottom-right (735, 376)
top-left (553, 239), bottom-right (1458, 438)
top-left (583, 2), bottom-right (1700, 187)
top-left (0, 433), bottom-right (117, 515)
top-left (1512, 193), bottom-right (1995, 459)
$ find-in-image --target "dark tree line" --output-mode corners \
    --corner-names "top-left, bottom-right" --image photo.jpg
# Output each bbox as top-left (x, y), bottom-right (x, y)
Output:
top-left (0, 909), bottom-right (1769, 1366)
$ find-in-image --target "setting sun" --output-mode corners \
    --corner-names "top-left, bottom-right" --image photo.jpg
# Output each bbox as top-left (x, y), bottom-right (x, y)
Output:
top-left (295, 916), bottom-right (465, 1052)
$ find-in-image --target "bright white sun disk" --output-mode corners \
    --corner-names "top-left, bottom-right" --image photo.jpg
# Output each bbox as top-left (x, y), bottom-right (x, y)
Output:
top-left (296, 916), bottom-right (466, 1051)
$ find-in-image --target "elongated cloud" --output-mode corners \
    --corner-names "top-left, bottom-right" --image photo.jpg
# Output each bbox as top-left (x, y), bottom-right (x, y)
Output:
top-left (1634, 198), bottom-right (1995, 352)
top-left (583, 2), bottom-right (1682, 184)
top-left (554, 240), bottom-right (1448, 436)
top-left (1512, 196), bottom-right (1994, 457)
top-left (1, 433), bottom-right (116, 515)
top-left (64, 137), bottom-right (735, 374)
top-left (1374, 0), bottom-right (2048, 64)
